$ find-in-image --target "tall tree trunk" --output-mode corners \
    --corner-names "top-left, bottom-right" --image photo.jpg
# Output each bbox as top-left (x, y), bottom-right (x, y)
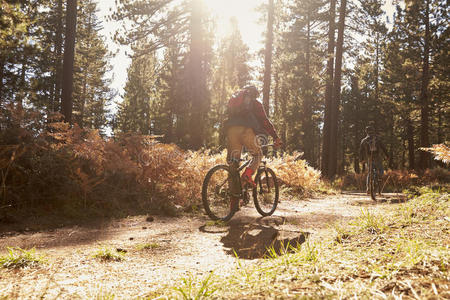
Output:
top-left (401, 140), bottom-right (406, 169)
top-left (437, 107), bottom-right (443, 143)
top-left (388, 144), bottom-right (394, 169)
top-left (321, 0), bottom-right (336, 178)
top-left (188, 0), bottom-right (206, 149)
top-left (407, 117), bottom-right (415, 170)
top-left (80, 74), bottom-right (87, 128)
top-left (79, 10), bottom-right (92, 129)
top-left (302, 8), bottom-right (314, 165)
top-left (262, 0), bottom-right (274, 115)
top-left (16, 58), bottom-right (26, 110)
top-left (280, 88), bottom-right (288, 150)
top-left (218, 69), bottom-right (227, 146)
top-left (328, 0), bottom-right (346, 179)
top-left (418, 0), bottom-right (431, 170)
top-left (54, 0), bottom-right (64, 112)
top-left (0, 59), bottom-right (3, 103)
top-left (375, 31), bottom-right (380, 102)
top-left (61, 0), bottom-right (77, 124)
top-left (274, 68), bottom-right (280, 118)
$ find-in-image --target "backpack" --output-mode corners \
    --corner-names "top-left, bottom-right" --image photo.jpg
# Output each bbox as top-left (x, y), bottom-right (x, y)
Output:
top-left (228, 90), bottom-right (252, 117)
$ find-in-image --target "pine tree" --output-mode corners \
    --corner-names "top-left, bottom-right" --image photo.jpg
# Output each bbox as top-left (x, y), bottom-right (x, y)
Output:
top-left (328, 0), bottom-right (347, 178)
top-left (116, 49), bottom-right (158, 135)
top-left (270, 0), bottom-right (325, 165)
top-left (262, 0), bottom-right (275, 115)
top-left (0, 1), bottom-right (32, 105)
top-left (321, 0), bottom-right (336, 178)
top-left (72, 0), bottom-right (112, 131)
top-left (113, 0), bottom-right (210, 149)
top-left (155, 41), bottom-right (184, 144)
top-left (61, 0), bottom-right (77, 123)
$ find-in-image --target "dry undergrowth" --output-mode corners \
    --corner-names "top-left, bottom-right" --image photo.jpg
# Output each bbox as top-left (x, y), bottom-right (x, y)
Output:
top-left (152, 188), bottom-right (449, 299)
top-left (1, 110), bottom-right (321, 218)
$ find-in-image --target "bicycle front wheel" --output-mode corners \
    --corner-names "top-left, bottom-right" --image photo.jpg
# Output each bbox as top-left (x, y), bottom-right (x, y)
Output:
top-left (202, 165), bottom-right (236, 221)
top-left (253, 167), bottom-right (279, 216)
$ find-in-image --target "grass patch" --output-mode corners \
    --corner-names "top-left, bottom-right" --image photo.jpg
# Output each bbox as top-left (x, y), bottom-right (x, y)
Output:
top-left (173, 272), bottom-right (217, 300)
top-left (0, 247), bottom-right (46, 269)
top-left (92, 289), bottom-right (116, 300)
top-left (135, 243), bottom-right (160, 251)
top-left (150, 188), bottom-right (450, 299)
top-left (92, 247), bottom-right (125, 262)
top-left (354, 208), bottom-right (388, 234)
top-left (204, 220), bottom-right (227, 227)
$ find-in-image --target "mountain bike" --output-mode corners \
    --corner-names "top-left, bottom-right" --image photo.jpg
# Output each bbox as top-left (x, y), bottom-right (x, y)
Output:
top-left (367, 140), bottom-right (381, 201)
top-left (202, 144), bottom-right (279, 221)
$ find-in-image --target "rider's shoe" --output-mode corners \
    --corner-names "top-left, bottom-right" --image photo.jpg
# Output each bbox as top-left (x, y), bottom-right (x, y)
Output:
top-left (241, 168), bottom-right (256, 188)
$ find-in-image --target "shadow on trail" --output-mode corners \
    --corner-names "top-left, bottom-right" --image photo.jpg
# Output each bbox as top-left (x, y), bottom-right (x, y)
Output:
top-left (218, 216), bottom-right (310, 260)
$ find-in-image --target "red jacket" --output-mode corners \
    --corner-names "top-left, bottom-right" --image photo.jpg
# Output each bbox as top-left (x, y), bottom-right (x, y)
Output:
top-left (227, 93), bottom-right (278, 139)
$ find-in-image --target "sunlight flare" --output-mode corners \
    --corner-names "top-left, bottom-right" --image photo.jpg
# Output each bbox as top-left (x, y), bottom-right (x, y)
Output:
top-left (204, 0), bottom-right (265, 47)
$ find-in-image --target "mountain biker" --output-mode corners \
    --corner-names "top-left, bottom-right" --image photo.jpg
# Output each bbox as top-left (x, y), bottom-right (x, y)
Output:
top-left (225, 85), bottom-right (282, 211)
top-left (359, 126), bottom-right (389, 194)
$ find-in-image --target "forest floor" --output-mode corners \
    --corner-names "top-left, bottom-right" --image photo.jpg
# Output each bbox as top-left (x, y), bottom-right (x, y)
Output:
top-left (0, 191), bottom-right (448, 299)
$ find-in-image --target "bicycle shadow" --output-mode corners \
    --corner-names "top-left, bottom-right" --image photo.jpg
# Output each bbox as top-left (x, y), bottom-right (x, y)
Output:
top-left (218, 216), bottom-right (310, 260)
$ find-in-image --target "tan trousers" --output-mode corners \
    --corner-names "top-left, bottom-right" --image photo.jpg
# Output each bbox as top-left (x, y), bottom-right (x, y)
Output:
top-left (226, 126), bottom-right (262, 172)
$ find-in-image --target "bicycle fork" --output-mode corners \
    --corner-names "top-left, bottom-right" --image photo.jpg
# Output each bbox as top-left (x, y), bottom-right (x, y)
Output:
top-left (258, 162), bottom-right (271, 195)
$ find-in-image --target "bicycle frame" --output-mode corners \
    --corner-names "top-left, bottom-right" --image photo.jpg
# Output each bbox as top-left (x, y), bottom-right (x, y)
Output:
top-left (219, 144), bottom-right (275, 197)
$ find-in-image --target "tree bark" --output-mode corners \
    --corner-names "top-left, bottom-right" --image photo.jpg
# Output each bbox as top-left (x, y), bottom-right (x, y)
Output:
top-left (0, 59), bottom-right (3, 103)
top-left (437, 106), bottom-right (443, 143)
top-left (54, 0), bottom-right (64, 112)
top-left (328, 0), bottom-right (346, 179)
top-left (407, 117), bottom-right (415, 170)
top-left (262, 0), bottom-right (274, 115)
top-left (274, 68), bottom-right (280, 118)
top-left (401, 140), bottom-right (406, 169)
top-left (418, 0), bottom-right (431, 170)
top-left (79, 9), bottom-right (93, 129)
top-left (280, 87), bottom-right (288, 150)
top-left (16, 58), bottom-right (26, 110)
top-left (302, 8), bottom-right (314, 165)
top-left (61, 0), bottom-right (77, 124)
top-left (375, 31), bottom-right (380, 102)
top-left (321, 0), bottom-right (336, 178)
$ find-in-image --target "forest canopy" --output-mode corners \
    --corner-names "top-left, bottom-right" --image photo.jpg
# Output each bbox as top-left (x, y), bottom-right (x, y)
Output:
top-left (0, 0), bottom-right (448, 179)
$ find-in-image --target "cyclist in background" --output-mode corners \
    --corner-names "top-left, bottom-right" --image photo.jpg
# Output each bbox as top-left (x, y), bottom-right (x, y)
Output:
top-left (359, 126), bottom-right (389, 194)
top-left (224, 85), bottom-right (282, 210)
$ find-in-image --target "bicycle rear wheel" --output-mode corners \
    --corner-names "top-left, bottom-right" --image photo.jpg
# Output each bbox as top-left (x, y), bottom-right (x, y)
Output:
top-left (253, 167), bottom-right (279, 216)
top-left (202, 165), bottom-right (236, 221)
top-left (370, 171), bottom-right (377, 200)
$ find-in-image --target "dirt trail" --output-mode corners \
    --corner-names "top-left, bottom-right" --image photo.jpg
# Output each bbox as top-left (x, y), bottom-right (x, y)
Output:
top-left (0, 193), bottom-right (405, 299)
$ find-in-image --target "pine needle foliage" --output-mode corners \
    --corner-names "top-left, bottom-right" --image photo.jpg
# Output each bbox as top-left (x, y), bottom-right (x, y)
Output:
top-left (420, 143), bottom-right (450, 164)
